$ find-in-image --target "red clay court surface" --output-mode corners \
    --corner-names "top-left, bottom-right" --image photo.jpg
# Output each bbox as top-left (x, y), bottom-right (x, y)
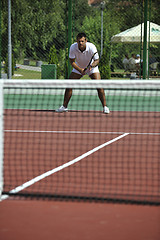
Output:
top-left (1, 110), bottom-right (160, 239)
top-left (0, 199), bottom-right (160, 240)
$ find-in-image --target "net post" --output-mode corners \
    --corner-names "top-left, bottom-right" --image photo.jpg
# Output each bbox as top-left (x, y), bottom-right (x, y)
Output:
top-left (0, 80), bottom-right (4, 200)
top-left (0, 0), bottom-right (2, 79)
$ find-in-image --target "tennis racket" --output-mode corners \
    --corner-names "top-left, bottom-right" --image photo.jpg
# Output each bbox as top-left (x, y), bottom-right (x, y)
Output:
top-left (84, 52), bottom-right (98, 71)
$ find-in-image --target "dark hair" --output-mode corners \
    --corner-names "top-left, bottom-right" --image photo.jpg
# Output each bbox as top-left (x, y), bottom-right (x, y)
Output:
top-left (76, 32), bottom-right (87, 40)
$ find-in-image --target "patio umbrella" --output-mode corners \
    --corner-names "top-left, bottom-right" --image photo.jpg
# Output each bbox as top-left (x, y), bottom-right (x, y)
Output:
top-left (111, 21), bottom-right (160, 43)
top-left (111, 21), bottom-right (160, 78)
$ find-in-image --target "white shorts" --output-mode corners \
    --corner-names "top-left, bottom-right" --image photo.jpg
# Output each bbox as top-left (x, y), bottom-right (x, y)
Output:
top-left (72, 66), bottom-right (99, 76)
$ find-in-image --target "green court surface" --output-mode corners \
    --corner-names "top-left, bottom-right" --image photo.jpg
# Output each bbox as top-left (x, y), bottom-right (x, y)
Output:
top-left (4, 92), bottom-right (160, 112)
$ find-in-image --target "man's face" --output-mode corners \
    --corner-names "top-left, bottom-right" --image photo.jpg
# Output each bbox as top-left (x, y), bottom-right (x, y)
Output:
top-left (77, 37), bottom-right (87, 51)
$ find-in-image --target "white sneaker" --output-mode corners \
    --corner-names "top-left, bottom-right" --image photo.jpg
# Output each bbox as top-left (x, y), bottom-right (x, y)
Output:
top-left (56, 105), bottom-right (68, 113)
top-left (103, 106), bottom-right (110, 114)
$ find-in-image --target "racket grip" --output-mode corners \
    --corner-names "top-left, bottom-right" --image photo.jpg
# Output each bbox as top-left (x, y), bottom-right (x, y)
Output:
top-left (84, 65), bottom-right (92, 72)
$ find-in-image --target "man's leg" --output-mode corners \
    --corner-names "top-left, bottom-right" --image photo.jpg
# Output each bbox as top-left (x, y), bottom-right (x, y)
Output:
top-left (90, 72), bottom-right (106, 107)
top-left (63, 89), bottom-right (72, 108)
top-left (56, 72), bottom-right (82, 112)
top-left (97, 89), bottom-right (107, 107)
top-left (63, 72), bottom-right (82, 108)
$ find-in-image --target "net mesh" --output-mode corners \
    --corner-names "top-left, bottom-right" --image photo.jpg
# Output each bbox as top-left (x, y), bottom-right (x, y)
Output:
top-left (1, 79), bottom-right (160, 204)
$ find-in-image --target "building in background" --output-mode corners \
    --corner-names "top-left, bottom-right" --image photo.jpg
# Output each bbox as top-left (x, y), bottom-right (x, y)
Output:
top-left (88, 0), bottom-right (102, 6)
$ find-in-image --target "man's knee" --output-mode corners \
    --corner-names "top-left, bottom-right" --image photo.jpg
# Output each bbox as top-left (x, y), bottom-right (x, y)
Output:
top-left (65, 88), bottom-right (72, 94)
top-left (97, 88), bottom-right (104, 94)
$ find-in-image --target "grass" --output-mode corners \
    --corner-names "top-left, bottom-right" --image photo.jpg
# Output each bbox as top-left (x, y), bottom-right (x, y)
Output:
top-left (13, 68), bottom-right (41, 79)
top-left (12, 68), bottom-right (92, 80)
top-left (18, 59), bottom-right (48, 66)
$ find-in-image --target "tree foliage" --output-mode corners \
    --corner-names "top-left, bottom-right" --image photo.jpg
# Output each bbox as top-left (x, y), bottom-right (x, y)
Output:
top-left (2, 0), bottom-right (66, 60)
top-left (1, 0), bottom-right (160, 77)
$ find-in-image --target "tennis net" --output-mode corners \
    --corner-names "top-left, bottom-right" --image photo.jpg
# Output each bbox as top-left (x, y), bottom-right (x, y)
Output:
top-left (0, 79), bottom-right (160, 204)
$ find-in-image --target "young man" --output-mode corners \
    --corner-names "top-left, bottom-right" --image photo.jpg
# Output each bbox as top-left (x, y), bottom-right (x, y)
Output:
top-left (122, 54), bottom-right (129, 72)
top-left (56, 32), bottom-right (110, 114)
top-left (128, 53), bottom-right (137, 71)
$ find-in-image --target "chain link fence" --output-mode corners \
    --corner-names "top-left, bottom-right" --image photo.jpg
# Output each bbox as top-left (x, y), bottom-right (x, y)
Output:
top-left (1, 0), bottom-right (160, 79)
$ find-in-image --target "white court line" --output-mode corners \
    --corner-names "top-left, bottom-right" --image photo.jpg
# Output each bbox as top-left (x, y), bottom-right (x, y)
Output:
top-left (4, 129), bottom-right (160, 135)
top-left (1, 133), bottom-right (129, 201)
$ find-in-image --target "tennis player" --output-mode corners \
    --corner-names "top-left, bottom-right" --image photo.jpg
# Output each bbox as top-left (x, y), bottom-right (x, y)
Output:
top-left (56, 32), bottom-right (110, 114)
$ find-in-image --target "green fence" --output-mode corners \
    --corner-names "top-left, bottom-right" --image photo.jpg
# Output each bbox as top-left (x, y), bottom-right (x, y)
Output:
top-left (41, 64), bottom-right (57, 79)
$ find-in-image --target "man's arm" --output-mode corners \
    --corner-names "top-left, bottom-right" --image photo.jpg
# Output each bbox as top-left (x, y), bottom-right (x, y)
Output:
top-left (69, 57), bottom-right (100, 74)
top-left (69, 58), bottom-right (84, 74)
top-left (90, 59), bottom-right (99, 68)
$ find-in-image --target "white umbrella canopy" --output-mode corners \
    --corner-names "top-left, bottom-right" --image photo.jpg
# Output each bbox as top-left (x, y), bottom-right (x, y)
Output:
top-left (111, 21), bottom-right (160, 43)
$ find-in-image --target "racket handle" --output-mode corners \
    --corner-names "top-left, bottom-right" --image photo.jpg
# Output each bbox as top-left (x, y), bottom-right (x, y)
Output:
top-left (84, 65), bottom-right (92, 72)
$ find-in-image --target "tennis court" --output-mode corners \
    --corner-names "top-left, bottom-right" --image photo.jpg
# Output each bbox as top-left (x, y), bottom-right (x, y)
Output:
top-left (0, 79), bottom-right (160, 240)
top-left (0, 199), bottom-right (160, 240)
top-left (2, 110), bottom-right (160, 202)
top-left (1, 80), bottom-right (160, 203)
top-left (1, 0), bottom-right (160, 239)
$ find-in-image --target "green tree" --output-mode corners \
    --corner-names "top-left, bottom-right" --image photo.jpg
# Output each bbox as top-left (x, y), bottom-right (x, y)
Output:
top-left (73, 0), bottom-right (95, 39)
top-left (2, 0), bottom-right (66, 61)
top-left (99, 45), bottom-right (111, 79)
top-left (48, 44), bottom-right (59, 78)
top-left (2, 0), bottom-right (159, 77)
top-left (80, 8), bottom-right (120, 74)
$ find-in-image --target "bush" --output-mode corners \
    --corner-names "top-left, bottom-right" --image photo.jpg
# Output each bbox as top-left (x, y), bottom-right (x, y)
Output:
top-left (99, 46), bottom-right (111, 79)
top-left (48, 44), bottom-right (59, 78)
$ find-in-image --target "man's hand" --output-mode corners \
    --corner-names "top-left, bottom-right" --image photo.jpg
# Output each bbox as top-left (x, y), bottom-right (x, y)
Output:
top-left (80, 68), bottom-right (85, 75)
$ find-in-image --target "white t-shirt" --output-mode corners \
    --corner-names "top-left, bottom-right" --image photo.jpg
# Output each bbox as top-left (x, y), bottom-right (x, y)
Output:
top-left (135, 58), bottom-right (140, 64)
top-left (129, 57), bottom-right (136, 70)
top-left (69, 42), bottom-right (99, 69)
top-left (123, 57), bottom-right (129, 70)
